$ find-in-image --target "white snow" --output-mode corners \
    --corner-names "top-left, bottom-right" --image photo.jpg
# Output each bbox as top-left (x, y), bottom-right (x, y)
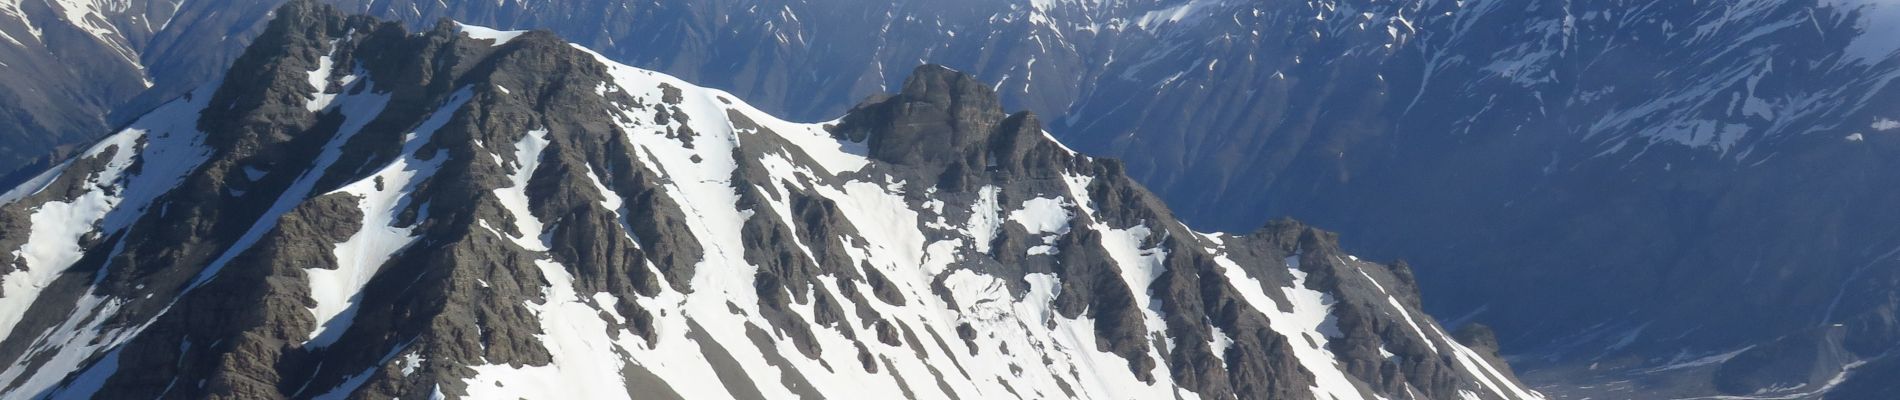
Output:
top-left (306, 40), bottom-right (340, 111)
top-left (1009, 196), bottom-right (1074, 256)
top-left (0, 292), bottom-right (131, 398)
top-left (492, 129), bottom-right (551, 250)
top-left (1206, 250), bottom-right (1364, 400)
top-left (464, 257), bottom-right (633, 400)
top-left (304, 89), bottom-right (457, 347)
top-left (1009, 196), bottom-right (1073, 234)
top-left (1135, 0), bottom-right (1229, 28)
top-left (1824, 0), bottom-right (1900, 65)
top-left (0, 90), bottom-right (213, 347)
top-left (456, 22), bottom-right (527, 46)
top-left (1097, 225), bottom-right (1171, 345)
top-left (943, 270), bottom-right (1184, 399)
top-left (463, 43), bottom-right (792, 400)
top-left (400, 351), bottom-right (424, 376)
top-left (965, 186), bottom-right (1003, 253)
top-left (1872, 118), bottom-right (1899, 131)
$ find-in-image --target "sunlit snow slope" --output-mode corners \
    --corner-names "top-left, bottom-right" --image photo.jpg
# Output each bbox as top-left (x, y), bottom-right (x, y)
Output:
top-left (0, 2), bottom-right (1540, 399)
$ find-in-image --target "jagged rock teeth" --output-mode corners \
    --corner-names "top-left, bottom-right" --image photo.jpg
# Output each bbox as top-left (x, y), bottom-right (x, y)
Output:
top-left (0, 3), bottom-right (1542, 400)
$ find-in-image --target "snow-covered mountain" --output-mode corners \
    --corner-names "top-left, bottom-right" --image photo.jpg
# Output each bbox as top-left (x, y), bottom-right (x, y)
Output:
top-left (0, 0), bottom-right (285, 175)
top-left (11, 0), bottom-right (1900, 397)
top-left (0, 3), bottom-right (1541, 399)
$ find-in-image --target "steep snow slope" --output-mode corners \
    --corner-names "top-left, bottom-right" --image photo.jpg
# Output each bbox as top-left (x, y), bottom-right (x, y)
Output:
top-left (0, 4), bottom-right (1540, 399)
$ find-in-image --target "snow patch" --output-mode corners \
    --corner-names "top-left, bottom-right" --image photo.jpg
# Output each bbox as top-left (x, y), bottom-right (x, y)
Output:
top-left (966, 186), bottom-right (1003, 253)
top-left (1872, 118), bottom-right (1899, 131)
top-left (0, 90), bottom-right (213, 347)
top-left (455, 22), bottom-right (526, 46)
top-left (492, 129), bottom-right (552, 251)
top-left (1135, 0), bottom-right (1229, 28)
top-left (1010, 196), bottom-right (1074, 255)
top-left (305, 40), bottom-right (341, 111)
top-left (1824, 0), bottom-right (1900, 65)
top-left (305, 96), bottom-right (455, 347)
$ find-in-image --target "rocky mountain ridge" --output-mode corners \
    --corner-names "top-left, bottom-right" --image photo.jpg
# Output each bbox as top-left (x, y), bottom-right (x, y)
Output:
top-left (12, 0), bottom-right (1900, 397)
top-left (0, 3), bottom-right (1540, 399)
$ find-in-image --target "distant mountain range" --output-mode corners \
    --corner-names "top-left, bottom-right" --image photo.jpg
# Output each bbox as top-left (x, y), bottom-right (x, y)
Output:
top-left (5, 0), bottom-right (1900, 397)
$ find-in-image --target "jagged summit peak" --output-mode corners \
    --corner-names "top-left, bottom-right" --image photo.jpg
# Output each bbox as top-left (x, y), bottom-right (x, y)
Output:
top-left (895, 64), bottom-right (1001, 111)
top-left (832, 64), bottom-right (1012, 165)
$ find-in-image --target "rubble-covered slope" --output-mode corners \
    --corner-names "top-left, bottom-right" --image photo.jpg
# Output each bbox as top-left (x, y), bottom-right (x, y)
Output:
top-left (0, 3), bottom-right (1540, 399)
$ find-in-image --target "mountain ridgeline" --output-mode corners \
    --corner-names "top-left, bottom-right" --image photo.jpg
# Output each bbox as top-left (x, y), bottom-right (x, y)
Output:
top-left (0, 3), bottom-right (1539, 399)
top-left (13, 0), bottom-right (1900, 397)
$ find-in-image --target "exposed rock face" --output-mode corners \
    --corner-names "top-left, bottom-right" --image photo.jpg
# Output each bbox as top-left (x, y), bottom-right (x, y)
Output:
top-left (0, 3), bottom-right (1541, 399)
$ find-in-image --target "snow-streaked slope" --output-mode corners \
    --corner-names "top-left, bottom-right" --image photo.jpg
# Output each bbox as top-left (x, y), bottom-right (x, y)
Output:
top-left (0, 86), bottom-right (213, 345)
top-left (304, 87), bottom-right (458, 347)
top-left (0, 13), bottom-right (1541, 400)
top-left (436, 30), bottom-right (1543, 400)
top-left (0, 82), bottom-right (219, 398)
